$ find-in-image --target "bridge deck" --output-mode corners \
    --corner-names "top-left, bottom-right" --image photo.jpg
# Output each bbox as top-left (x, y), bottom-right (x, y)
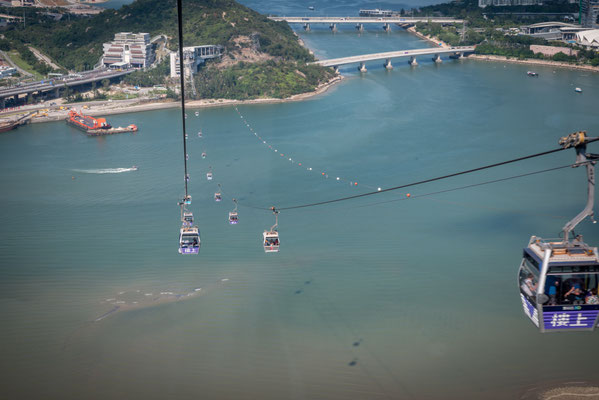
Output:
top-left (311, 47), bottom-right (475, 67)
top-left (269, 16), bottom-right (464, 24)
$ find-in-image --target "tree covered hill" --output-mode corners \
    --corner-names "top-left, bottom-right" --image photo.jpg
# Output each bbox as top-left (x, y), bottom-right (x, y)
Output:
top-left (3, 0), bottom-right (313, 71)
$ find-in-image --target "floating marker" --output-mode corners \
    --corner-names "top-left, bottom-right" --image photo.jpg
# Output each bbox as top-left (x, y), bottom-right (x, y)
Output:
top-left (336, 177), bottom-right (340, 180)
top-left (377, 187), bottom-right (382, 191)
top-left (354, 182), bottom-right (358, 186)
top-left (407, 193), bottom-right (411, 197)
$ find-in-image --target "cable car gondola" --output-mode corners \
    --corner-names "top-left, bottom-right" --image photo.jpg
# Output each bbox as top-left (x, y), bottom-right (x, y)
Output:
top-left (215, 184), bottom-right (222, 202)
top-left (263, 208), bottom-right (280, 253)
top-left (202, 152), bottom-right (206, 159)
top-left (207, 167), bottom-right (213, 181)
top-left (183, 195), bottom-right (192, 205)
top-left (229, 199), bottom-right (239, 224)
top-left (518, 132), bottom-right (599, 332)
top-left (183, 211), bottom-right (194, 226)
top-left (179, 225), bottom-right (200, 254)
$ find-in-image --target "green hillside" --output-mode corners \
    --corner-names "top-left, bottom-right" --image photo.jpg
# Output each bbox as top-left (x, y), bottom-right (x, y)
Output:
top-left (2, 0), bottom-right (335, 99)
top-left (3, 0), bottom-right (313, 70)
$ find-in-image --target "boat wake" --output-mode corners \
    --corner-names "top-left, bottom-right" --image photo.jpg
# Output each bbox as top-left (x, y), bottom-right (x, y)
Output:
top-left (72, 166), bottom-right (138, 174)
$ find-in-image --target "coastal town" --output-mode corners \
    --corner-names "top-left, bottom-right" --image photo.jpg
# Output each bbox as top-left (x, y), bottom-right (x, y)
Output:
top-left (0, 0), bottom-right (598, 134)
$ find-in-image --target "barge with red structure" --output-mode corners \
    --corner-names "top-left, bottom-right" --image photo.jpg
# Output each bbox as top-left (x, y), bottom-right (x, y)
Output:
top-left (66, 109), bottom-right (137, 136)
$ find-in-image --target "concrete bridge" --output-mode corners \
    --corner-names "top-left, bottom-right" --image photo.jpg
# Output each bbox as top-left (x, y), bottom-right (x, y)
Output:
top-left (268, 16), bottom-right (464, 32)
top-left (311, 46), bottom-right (475, 71)
top-left (0, 68), bottom-right (134, 108)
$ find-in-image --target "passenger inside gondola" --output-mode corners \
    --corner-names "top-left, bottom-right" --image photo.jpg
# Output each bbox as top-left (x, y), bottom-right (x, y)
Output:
top-left (564, 282), bottom-right (586, 304)
top-left (544, 278), bottom-right (560, 305)
top-left (181, 234), bottom-right (198, 247)
top-left (265, 237), bottom-right (279, 246)
top-left (586, 288), bottom-right (599, 304)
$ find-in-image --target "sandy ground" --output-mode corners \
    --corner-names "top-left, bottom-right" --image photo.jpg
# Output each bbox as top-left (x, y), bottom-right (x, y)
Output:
top-left (406, 27), bottom-right (449, 49)
top-left (537, 386), bottom-right (599, 400)
top-left (27, 74), bottom-right (344, 124)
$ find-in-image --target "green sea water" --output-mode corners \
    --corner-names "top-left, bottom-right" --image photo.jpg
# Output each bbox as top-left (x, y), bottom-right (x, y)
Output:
top-left (1, 17), bottom-right (599, 400)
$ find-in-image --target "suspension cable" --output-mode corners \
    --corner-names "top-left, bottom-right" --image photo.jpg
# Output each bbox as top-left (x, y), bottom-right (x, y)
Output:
top-left (274, 138), bottom-right (599, 211)
top-left (177, 0), bottom-right (189, 198)
top-left (353, 163), bottom-right (579, 209)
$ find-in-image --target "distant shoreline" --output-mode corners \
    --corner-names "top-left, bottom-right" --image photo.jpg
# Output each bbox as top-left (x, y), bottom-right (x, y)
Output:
top-left (468, 54), bottom-right (599, 73)
top-left (406, 26), bottom-right (599, 73)
top-left (28, 74), bottom-right (344, 124)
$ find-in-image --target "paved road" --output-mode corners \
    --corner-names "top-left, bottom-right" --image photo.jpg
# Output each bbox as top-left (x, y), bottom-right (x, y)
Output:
top-left (0, 50), bottom-right (33, 77)
top-left (0, 69), bottom-right (134, 98)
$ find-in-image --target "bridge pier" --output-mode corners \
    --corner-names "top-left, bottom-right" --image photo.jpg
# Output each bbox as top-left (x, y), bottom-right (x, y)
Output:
top-left (0, 97), bottom-right (4, 110)
top-left (355, 23), bottom-right (363, 32)
top-left (409, 56), bottom-right (418, 66)
top-left (329, 23), bottom-right (337, 32)
top-left (383, 22), bottom-right (391, 32)
top-left (333, 65), bottom-right (339, 74)
top-left (303, 23), bottom-right (310, 31)
top-left (358, 62), bottom-right (367, 73)
top-left (433, 54), bottom-right (442, 63)
top-left (384, 59), bottom-right (393, 70)
top-left (55, 87), bottom-right (60, 97)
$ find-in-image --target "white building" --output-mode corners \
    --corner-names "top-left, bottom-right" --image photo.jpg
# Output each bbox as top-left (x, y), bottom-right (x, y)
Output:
top-left (576, 29), bottom-right (599, 47)
top-left (102, 32), bottom-right (154, 69)
top-left (478, 0), bottom-right (544, 7)
top-left (0, 66), bottom-right (16, 78)
top-left (169, 45), bottom-right (223, 78)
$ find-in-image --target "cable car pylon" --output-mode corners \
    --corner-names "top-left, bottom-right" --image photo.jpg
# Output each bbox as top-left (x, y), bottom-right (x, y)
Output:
top-left (518, 131), bottom-right (599, 332)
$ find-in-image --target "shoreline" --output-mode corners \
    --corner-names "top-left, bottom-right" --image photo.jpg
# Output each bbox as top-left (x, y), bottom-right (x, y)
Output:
top-left (406, 26), bottom-right (599, 73)
top-left (468, 54), bottom-right (599, 73)
top-left (28, 74), bottom-right (344, 124)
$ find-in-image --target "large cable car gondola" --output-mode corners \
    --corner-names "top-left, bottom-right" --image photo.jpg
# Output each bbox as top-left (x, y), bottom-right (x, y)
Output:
top-left (229, 199), bottom-right (239, 225)
top-left (518, 132), bottom-right (599, 332)
top-left (179, 225), bottom-right (200, 254)
top-left (263, 207), bottom-right (280, 253)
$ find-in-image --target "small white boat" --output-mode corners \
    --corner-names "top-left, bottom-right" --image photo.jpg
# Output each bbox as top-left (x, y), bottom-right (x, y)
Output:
top-left (527, 71), bottom-right (538, 77)
top-left (195, 111), bottom-right (199, 117)
top-left (575, 87), bottom-right (582, 93)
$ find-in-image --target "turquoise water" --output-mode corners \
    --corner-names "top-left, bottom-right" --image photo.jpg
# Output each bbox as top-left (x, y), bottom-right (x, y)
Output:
top-left (2, 15), bottom-right (599, 400)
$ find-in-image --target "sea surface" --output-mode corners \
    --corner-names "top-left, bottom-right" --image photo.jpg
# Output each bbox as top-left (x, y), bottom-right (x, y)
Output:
top-left (2, 5), bottom-right (599, 400)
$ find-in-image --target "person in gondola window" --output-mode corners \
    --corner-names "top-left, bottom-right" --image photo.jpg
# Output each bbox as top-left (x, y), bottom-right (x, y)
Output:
top-left (546, 278), bottom-right (559, 305)
top-left (564, 283), bottom-right (585, 304)
top-left (524, 274), bottom-right (537, 295)
top-left (586, 288), bottom-right (599, 305)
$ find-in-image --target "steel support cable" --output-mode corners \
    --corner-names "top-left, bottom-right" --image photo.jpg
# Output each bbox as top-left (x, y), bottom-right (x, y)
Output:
top-left (352, 163), bottom-right (579, 209)
top-left (177, 0), bottom-right (189, 198)
top-left (273, 139), bottom-right (599, 211)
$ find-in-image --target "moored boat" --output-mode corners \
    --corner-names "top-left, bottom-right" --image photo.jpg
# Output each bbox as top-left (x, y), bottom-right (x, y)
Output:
top-left (66, 110), bottom-right (111, 132)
